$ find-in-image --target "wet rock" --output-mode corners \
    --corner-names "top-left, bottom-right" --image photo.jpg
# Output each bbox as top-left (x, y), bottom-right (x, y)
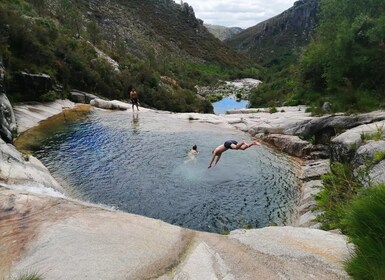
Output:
top-left (13, 99), bottom-right (75, 133)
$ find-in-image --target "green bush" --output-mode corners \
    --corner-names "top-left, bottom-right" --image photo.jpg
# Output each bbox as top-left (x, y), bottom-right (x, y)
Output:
top-left (40, 90), bottom-right (57, 102)
top-left (315, 162), bottom-right (364, 231)
top-left (269, 106), bottom-right (278, 114)
top-left (16, 272), bottom-right (43, 280)
top-left (344, 184), bottom-right (385, 279)
top-left (373, 151), bottom-right (385, 164)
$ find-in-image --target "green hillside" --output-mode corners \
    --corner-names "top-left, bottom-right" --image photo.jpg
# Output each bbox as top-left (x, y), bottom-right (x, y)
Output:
top-left (0, 0), bottom-right (256, 113)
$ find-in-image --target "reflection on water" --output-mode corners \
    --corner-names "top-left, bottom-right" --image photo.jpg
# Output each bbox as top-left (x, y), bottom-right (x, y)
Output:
top-left (34, 110), bottom-right (300, 233)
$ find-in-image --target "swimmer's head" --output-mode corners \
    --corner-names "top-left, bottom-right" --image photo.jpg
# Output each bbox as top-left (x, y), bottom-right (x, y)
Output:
top-left (192, 145), bottom-right (197, 151)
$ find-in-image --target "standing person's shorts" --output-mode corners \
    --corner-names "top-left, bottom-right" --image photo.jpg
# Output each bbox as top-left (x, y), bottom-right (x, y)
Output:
top-left (131, 98), bottom-right (138, 105)
top-left (224, 140), bottom-right (237, 149)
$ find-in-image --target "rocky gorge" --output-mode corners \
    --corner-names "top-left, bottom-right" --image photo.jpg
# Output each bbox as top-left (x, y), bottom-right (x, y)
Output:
top-left (1, 98), bottom-right (354, 280)
top-left (1, 81), bottom-right (385, 278)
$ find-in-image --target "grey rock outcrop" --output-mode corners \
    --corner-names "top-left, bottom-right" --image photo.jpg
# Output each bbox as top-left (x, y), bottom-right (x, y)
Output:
top-left (260, 134), bottom-right (329, 159)
top-left (0, 138), bottom-right (63, 193)
top-left (13, 99), bottom-right (75, 134)
top-left (204, 24), bottom-right (243, 41)
top-left (331, 120), bottom-right (385, 162)
top-left (197, 78), bottom-right (261, 101)
top-left (0, 94), bottom-right (16, 143)
top-left (13, 72), bottom-right (53, 101)
top-left (1, 188), bottom-right (351, 280)
top-left (369, 160), bottom-right (385, 185)
top-left (70, 90), bottom-right (98, 104)
top-left (295, 112), bottom-right (385, 145)
top-left (353, 140), bottom-right (385, 167)
top-left (0, 60), bottom-right (16, 143)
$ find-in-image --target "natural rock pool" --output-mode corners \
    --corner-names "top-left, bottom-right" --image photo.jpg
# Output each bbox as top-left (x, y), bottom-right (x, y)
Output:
top-left (33, 109), bottom-right (301, 233)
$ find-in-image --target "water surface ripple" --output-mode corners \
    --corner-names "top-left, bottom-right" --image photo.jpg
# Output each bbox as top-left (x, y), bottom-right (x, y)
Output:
top-left (35, 110), bottom-right (301, 233)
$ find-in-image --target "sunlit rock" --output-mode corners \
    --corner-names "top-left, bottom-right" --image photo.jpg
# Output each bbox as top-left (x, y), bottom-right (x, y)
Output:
top-left (90, 98), bottom-right (129, 110)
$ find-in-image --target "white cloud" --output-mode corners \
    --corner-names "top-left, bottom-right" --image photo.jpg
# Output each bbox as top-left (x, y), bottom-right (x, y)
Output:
top-left (176, 0), bottom-right (297, 28)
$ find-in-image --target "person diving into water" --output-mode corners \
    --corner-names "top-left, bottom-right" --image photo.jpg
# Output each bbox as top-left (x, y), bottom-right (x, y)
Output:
top-left (208, 140), bottom-right (261, 168)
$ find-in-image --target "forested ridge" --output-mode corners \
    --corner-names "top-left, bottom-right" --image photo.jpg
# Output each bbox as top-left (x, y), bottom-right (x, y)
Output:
top-left (248, 0), bottom-right (385, 113)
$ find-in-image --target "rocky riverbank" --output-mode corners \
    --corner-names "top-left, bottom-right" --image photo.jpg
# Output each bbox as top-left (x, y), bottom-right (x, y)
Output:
top-left (189, 107), bottom-right (385, 227)
top-left (4, 99), bottom-right (385, 279)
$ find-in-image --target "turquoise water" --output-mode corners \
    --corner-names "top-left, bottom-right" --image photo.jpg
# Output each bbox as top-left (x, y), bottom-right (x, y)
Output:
top-left (35, 110), bottom-right (300, 233)
top-left (213, 98), bottom-right (249, 114)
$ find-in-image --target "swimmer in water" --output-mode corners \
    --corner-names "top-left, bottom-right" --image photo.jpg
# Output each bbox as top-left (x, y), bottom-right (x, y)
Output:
top-left (208, 140), bottom-right (260, 168)
top-left (185, 145), bottom-right (199, 163)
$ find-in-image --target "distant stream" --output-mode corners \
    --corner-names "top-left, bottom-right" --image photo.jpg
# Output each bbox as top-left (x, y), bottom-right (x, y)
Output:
top-left (34, 110), bottom-right (301, 233)
top-left (212, 97), bottom-right (249, 114)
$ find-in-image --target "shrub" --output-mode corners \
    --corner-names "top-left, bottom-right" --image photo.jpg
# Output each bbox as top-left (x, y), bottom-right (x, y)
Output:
top-left (40, 90), bottom-right (57, 102)
top-left (360, 125), bottom-right (384, 142)
top-left (373, 150), bottom-right (385, 164)
top-left (269, 106), bottom-right (278, 114)
top-left (16, 272), bottom-right (43, 280)
top-left (344, 184), bottom-right (385, 279)
top-left (314, 162), bottom-right (364, 231)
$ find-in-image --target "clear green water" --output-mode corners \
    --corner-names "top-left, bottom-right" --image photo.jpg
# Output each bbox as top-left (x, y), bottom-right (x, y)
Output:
top-left (35, 110), bottom-right (301, 233)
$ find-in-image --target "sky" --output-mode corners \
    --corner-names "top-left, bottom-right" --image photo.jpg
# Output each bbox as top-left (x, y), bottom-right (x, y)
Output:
top-left (175, 0), bottom-right (297, 29)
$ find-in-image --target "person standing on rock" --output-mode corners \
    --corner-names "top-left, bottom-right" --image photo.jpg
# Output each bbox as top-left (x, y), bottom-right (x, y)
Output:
top-left (208, 140), bottom-right (261, 168)
top-left (129, 88), bottom-right (139, 111)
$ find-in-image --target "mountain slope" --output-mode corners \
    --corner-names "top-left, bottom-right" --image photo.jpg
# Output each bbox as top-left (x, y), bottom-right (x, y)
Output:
top-left (204, 24), bottom-right (243, 41)
top-left (79, 0), bottom-right (247, 67)
top-left (1, 0), bottom-right (255, 113)
top-left (226, 0), bottom-right (319, 67)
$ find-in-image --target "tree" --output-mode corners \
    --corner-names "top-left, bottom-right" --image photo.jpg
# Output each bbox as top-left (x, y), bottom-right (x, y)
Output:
top-left (299, 0), bottom-right (385, 93)
top-left (58, 0), bottom-right (83, 38)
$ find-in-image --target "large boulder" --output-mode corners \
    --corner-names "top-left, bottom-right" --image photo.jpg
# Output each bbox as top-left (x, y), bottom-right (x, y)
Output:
top-left (90, 98), bottom-right (129, 110)
top-left (70, 90), bottom-right (98, 104)
top-left (0, 60), bottom-right (16, 143)
top-left (0, 94), bottom-right (16, 143)
top-left (261, 134), bottom-right (329, 159)
top-left (294, 112), bottom-right (385, 144)
top-left (331, 120), bottom-right (385, 162)
top-left (12, 72), bottom-right (54, 101)
top-left (353, 140), bottom-right (385, 167)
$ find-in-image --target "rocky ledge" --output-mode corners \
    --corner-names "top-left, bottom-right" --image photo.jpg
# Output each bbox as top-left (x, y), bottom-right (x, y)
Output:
top-left (1, 188), bottom-right (351, 279)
